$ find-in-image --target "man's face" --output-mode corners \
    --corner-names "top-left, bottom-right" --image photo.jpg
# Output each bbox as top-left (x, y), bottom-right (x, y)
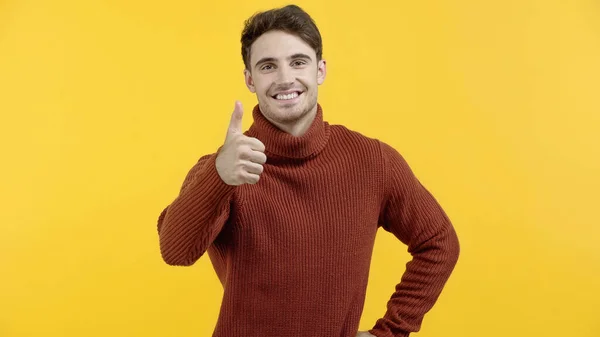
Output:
top-left (244, 30), bottom-right (326, 125)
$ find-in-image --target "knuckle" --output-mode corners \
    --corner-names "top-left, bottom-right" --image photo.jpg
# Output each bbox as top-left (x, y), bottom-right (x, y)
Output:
top-left (238, 149), bottom-right (249, 160)
top-left (248, 175), bottom-right (259, 184)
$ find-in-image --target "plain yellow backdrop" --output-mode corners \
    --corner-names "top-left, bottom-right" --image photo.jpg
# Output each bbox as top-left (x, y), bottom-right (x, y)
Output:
top-left (2, 0), bottom-right (599, 336)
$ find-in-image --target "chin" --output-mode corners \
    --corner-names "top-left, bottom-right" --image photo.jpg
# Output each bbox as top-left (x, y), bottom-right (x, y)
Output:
top-left (270, 107), bottom-right (306, 123)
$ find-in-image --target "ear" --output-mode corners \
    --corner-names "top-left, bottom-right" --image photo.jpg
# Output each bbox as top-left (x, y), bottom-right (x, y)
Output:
top-left (317, 59), bottom-right (327, 85)
top-left (244, 69), bottom-right (256, 93)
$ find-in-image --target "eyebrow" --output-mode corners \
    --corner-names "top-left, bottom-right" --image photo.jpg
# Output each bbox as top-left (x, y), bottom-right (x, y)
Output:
top-left (254, 53), bottom-right (313, 69)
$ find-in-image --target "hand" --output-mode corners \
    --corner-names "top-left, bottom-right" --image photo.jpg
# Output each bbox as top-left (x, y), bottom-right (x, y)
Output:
top-left (215, 101), bottom-right (267, 185)
top-left (356, 331), bottom-right (376, 337)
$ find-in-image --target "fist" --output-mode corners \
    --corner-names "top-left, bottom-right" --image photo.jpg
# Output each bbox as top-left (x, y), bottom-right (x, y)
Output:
top-left (215, 101), bottom-right (267, 186)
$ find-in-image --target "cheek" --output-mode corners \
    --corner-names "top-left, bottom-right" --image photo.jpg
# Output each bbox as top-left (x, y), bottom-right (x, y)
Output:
top-left (253, 77), bottom-right (273, 94)
top-left (300, 70), bottom-right (319, 86)
top-left (258, 85), bottom-right (272, 97)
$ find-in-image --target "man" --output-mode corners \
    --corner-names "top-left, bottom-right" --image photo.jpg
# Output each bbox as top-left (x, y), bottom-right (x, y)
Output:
top-left (156, 4), bottom-right (459, 337)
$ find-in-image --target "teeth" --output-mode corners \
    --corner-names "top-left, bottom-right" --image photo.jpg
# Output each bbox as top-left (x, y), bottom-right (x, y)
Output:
top-left (275, 92), bottom-right (299, 100)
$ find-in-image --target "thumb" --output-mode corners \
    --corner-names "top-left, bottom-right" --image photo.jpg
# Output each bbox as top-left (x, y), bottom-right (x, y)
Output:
top-left (227, 101), bottom-right (244, 135)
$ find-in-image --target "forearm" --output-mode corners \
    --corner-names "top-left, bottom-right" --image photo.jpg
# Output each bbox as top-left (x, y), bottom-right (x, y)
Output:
top-left (158, 155), bottom-right (236, 266)
top-left (370, 225), bottom-right (460, 337)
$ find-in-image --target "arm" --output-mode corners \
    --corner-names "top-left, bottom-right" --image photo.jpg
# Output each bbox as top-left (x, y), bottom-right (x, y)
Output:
top-left (157, 153), bottom-right (236, 266)
top-left (369, 142), bottom-right (460, 337)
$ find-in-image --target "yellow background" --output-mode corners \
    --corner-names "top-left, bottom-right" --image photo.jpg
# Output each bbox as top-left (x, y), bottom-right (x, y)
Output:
top-left (2, 0), bottom-right (599, 336)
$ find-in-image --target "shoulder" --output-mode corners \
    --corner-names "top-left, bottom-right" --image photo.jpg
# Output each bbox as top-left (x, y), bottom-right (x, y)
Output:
top-left (329, 123), bottom-right (382, 149)
top-left (329, 124), bottom-right (404, 161)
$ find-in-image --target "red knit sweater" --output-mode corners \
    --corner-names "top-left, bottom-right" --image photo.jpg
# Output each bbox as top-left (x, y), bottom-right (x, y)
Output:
top-left (157, 104), bottom-right (460, 337)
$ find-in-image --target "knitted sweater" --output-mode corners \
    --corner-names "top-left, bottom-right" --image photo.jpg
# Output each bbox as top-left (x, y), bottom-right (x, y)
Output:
top-left (157, 103), bottom-right (460, 337)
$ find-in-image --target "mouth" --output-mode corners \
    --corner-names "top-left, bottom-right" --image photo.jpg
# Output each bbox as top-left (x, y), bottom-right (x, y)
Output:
top-left (271, 91), bottom-right (303, 102)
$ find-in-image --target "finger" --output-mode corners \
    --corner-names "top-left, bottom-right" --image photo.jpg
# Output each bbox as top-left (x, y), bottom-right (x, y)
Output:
top-left (227, 101), bottom-right (244, 135)
top-left (242, 160), bottom-right (264, 175)
top-left (239, 148), bottom-right (267, 164)
top-left (247, 150), bottom-right (267, 165)
top-left (244, 136), bottom-right (266, 152)
top-left (244, 172), bottom-right (260, 184)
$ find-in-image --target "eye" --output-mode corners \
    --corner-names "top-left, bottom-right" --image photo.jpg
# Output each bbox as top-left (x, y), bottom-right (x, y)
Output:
top-left (292, 60), bottom-right (307, 67)
top-left (260, 64), bottom-right (274, 71)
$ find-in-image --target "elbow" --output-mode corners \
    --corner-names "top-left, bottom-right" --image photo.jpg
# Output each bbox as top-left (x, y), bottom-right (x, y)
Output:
top-left (421, 225), bottom-right (461, 268)
top-left (160, 249), bottom-right (198, 267)
top-left (445, 227), bottom-right (461, 267)
top-left (157, 215), bottom-right (202, 267)
top-left (164, 259), bottom-right (195, 267)
top-left (159, 239), bottom-right (202, 267)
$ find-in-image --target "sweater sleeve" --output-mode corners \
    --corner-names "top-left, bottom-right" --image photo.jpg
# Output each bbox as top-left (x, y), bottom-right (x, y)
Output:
top-left (369, 142), bottom-right (460, 337)
top-left (157, 153), bottom-right (236, 266)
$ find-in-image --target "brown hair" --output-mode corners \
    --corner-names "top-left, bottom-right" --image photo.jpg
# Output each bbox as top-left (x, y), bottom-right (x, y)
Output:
top-left (241, 5), bottom-right (323, 71)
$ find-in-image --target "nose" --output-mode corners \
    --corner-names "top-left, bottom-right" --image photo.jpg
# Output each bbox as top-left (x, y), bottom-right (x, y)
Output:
top-left (276, 66), bottom-right (294, 85)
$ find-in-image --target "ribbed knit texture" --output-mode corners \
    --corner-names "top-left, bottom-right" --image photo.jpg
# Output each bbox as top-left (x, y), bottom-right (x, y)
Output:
top-left (157, 103), bottom-right (460, 337)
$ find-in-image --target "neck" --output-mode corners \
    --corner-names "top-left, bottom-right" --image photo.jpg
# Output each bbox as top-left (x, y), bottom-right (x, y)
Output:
top-left (246, 102), bottom-right (330, 161)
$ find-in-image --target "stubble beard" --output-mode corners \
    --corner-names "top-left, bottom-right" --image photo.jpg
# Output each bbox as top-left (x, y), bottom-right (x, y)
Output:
top-left (259, 91), bottom-right (317, 125)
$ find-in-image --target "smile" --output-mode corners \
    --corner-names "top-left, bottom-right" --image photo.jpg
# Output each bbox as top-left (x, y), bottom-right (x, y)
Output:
top-left (272, 91), bottom-right (303, 101)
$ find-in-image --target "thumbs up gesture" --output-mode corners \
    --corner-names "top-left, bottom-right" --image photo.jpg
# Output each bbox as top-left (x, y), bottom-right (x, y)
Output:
top-left (215, 101), bottom-right (267, 185)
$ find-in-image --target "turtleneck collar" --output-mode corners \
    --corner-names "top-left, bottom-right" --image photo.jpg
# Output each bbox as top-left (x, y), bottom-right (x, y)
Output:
top-left (246, 103), bottom-right (330, 161)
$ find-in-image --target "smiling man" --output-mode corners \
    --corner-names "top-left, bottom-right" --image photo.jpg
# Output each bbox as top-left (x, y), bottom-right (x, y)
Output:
top-left (156, 4), bottom-right (460, 337)
top-left (243, 29), bottom-right (324, 137)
